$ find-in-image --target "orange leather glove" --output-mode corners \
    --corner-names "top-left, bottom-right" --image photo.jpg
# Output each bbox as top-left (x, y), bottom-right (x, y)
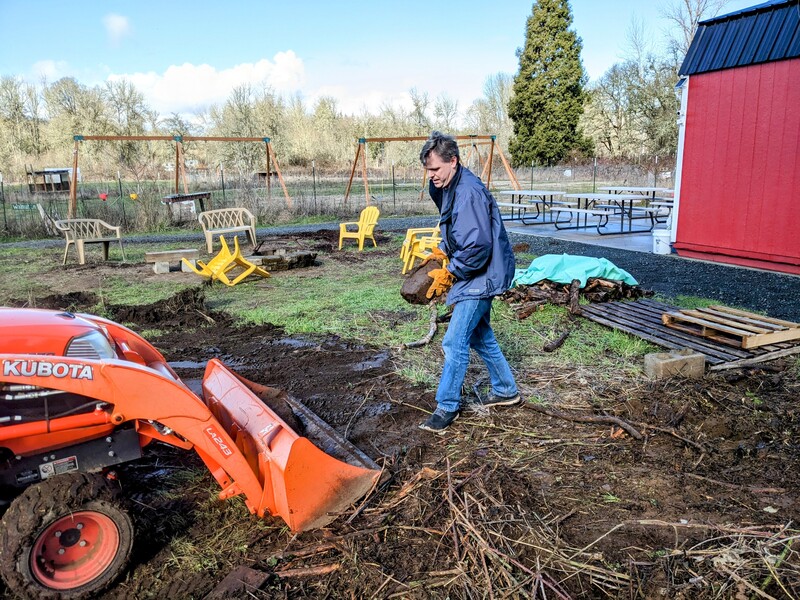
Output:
top-left (426, 267), bottom-right (456, 299)
top-left (420, 246), bottom-right (448, 267)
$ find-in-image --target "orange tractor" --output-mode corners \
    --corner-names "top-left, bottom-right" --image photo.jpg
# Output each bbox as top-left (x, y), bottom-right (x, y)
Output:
top-left (0, 307), bottom-right (381, 599)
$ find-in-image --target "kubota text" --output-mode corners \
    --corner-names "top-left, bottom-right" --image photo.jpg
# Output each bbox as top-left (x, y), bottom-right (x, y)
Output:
top-left (3, 360), bottom-right (94, 380)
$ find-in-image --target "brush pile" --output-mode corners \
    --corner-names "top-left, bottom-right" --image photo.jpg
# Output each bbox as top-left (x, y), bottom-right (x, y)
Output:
top-left (501, 278), bottom-right (653, 319)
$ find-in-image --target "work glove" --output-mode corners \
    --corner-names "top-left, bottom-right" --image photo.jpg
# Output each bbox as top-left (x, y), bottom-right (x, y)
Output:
top-left (420, 246), bottom-right (448, 267)
top-left (426, 267), bottom-right (456, 299)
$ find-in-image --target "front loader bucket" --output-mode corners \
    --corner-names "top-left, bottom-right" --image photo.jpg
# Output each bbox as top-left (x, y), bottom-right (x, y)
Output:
top-left (201, 359), bottom-right (381, 532)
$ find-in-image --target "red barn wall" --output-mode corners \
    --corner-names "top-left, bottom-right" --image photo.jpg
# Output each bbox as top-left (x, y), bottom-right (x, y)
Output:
top-left (675, 58), bottom-right (800, 274)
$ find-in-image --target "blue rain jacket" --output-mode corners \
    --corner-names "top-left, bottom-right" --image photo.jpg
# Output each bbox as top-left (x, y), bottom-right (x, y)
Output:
top-left (429, 165), bottom-right (516, 304)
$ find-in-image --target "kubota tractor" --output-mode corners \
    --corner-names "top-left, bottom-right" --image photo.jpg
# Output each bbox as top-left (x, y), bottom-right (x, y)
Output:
top-left (0, 307), bottom-right (381, 599)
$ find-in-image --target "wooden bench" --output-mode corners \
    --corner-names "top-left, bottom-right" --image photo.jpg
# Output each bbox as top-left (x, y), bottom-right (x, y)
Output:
top-left (198, 208), bottom-right (257, 253)
top-left (144, 249), bottom-right (200, 274)
top-left (55, 218), bottom-right (125, 265)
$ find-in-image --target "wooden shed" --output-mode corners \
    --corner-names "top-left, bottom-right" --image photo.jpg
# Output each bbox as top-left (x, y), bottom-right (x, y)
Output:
top-left (671, 0), bottom-right (800, 274)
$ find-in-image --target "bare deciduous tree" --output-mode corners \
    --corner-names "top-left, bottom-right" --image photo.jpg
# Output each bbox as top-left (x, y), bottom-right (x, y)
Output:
top-left (433, 94), bottom-right (459, 132)
top-left (660, 0), bottom-right (732, 59)
top-left (409, 88), bottom-right (431, 134)
top-left (465, 73), bottom-right (513, 150)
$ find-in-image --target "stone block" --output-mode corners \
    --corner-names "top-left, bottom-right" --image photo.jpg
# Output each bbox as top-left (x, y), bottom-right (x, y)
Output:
top-left (261, 256), bottom-right (289, 271)
top-left (146, 249), bottom-right (200, 275)
top-left (644, 349), bottom-right (705, 379)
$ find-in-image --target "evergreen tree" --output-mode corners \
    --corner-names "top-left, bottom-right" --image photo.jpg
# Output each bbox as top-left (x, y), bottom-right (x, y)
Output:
top-left (508, 0), bottom-right (590, 166)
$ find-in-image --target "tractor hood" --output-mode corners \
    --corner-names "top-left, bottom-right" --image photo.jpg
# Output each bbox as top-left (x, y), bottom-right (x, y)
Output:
top-left (0, 308), bottom-right (116, 359)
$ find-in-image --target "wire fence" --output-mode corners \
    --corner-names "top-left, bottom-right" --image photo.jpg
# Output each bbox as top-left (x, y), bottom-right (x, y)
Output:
top-left (0, 159), bottom-right (674, 239)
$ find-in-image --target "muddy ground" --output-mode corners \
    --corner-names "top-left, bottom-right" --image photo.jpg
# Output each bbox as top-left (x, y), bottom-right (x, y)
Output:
top-left (3, 230), bottom-right (799, 599)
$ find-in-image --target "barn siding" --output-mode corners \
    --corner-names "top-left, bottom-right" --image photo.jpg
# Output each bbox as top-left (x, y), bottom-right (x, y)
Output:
top-left (674, 58), bottom-right (800, 273)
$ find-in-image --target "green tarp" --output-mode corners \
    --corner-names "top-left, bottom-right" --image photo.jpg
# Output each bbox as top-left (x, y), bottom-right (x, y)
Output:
top-left (513, 254), bottom-right (638, 287)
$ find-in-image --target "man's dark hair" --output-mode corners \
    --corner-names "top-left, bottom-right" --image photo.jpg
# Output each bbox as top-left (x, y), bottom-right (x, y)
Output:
top-left (420, 131), bottom-right (460, 165)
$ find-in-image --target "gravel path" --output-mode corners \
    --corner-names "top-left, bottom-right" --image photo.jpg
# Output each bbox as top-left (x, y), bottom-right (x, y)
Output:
top-left (5, 216), bottom-right (799, 322)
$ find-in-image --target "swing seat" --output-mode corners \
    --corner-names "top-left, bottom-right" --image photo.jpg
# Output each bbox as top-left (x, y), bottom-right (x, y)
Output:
top-left (338, 206), bottom-right (380, 251)
top-left (183, 235), bottom-right (270, 286)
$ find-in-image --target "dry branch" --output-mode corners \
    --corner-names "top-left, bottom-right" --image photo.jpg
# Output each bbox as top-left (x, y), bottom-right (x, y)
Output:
top-left (403, 301), bottom-right (439, 348)
top-left (543, 330), bottom-right (570, 352)
top-left (523, 402), bottom-right (643, 440)
top-left (274, 563), bottom-right (340, 578)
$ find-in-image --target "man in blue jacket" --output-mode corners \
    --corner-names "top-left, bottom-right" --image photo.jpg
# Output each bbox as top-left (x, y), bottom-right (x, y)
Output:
top-left (418, 131), bottom-right (521, 433)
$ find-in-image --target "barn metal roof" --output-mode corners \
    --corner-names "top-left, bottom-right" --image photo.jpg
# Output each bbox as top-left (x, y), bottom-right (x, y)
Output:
top-left (679, 0), bottom-right (800, 75)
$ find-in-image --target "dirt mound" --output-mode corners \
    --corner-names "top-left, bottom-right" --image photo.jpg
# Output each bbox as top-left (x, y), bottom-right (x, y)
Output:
top-left (260, 228), bottom-right (395, 255)
top-left (108, 287), bottom-right (224, 329)
top-left (6, 291), bottom-right (98, 312)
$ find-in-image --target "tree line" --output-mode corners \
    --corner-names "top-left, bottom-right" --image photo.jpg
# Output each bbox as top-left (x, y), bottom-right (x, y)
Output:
top-left (0, 0), bottom-right (729, 181)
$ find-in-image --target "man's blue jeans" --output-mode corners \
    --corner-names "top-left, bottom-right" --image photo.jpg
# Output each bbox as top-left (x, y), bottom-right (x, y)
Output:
top-left (435, 298), bottom-right (518, 413)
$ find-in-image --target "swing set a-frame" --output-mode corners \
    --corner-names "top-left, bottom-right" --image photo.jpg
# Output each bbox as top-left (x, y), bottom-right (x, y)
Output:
top-left (343, 134), bottom-right (520, 206)
top-left (67, 135), bottom-right (291, 218)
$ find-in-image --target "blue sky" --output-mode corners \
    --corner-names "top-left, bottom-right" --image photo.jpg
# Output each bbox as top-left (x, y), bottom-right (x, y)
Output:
top-left (0, 0), bottom-right (756, 121)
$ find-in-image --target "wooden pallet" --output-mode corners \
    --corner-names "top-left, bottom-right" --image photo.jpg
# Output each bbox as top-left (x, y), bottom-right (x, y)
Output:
top-left (661, 305), bottom-right (800, 349)
top-left (580, 299), bottom-right (800, 367)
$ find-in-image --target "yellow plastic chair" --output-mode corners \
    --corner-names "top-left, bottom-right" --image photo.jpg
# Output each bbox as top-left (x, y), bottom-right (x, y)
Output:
top-left (183, 235), bottom-right (270, 287)
top-left (402, 230), bottom-right (443, 274)
top-left (339, 206), bottom-right (380, 251)
top-left (400, 225), bottom-right (440, 265)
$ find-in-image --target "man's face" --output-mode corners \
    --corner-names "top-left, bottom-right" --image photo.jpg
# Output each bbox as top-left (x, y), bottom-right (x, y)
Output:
top-left (424, 152), bottom-right (458, 189)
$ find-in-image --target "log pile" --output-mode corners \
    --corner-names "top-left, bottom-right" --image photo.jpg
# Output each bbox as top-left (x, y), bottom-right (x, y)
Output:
top-left (501, 278), bottom-right (653, 320)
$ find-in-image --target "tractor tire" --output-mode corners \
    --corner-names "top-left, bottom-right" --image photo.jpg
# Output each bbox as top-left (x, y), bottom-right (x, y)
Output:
top-left (0, 472), bottom-right (134, 600)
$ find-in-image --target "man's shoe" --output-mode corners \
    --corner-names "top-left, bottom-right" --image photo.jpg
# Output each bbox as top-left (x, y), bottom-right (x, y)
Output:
top-left (419, 409), bottom-right (459, 434)
top-left (480, 392), bottom-right (522, 407)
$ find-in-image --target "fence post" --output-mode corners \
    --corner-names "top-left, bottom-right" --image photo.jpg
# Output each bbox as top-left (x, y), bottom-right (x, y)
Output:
top-left (392, 161), bottom-right (396, 210)
top-left (0, 174), bottom-right (6, 231)
top-left (117, 170), bottom-right (127, 228)
top-left (220, 166), bottom-right (226, 204)
top-left (592, 156), bottom-right (597, 192)
top-left (312, 160), bottom-right (317, 213)
top-left (653, 155), bottom-right (658, 186)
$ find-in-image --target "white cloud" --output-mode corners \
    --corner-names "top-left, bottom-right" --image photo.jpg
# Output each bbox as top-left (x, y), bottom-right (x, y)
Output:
top-left (103, 14), bottom-right (131, 47)
top-left (107, 52), bottom-right (306, 115)
top-left (31, 60), bottom-right (70, 81)
top-left (307, 83), bottom-right (411, 117)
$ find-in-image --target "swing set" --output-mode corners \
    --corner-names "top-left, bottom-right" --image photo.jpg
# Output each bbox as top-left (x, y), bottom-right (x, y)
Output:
top-left (67, 135), bottom-right (291, 218)
top-left (343, 134), bottom-right (520, 206)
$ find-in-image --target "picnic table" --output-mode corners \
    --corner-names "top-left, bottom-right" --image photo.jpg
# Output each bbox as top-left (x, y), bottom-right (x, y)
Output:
top-left (598, 187), bottom-right (675, 225)
top-left (598, 186), bottom-right (674, 205)
top-left (555, 193), bottom-right (659, 235)
top-left (162, 191), bottom-right (212, 223)
top-left (162, 192), bottom-right (212, 211)
top-left (495, 189), bottom-right (568, 225)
